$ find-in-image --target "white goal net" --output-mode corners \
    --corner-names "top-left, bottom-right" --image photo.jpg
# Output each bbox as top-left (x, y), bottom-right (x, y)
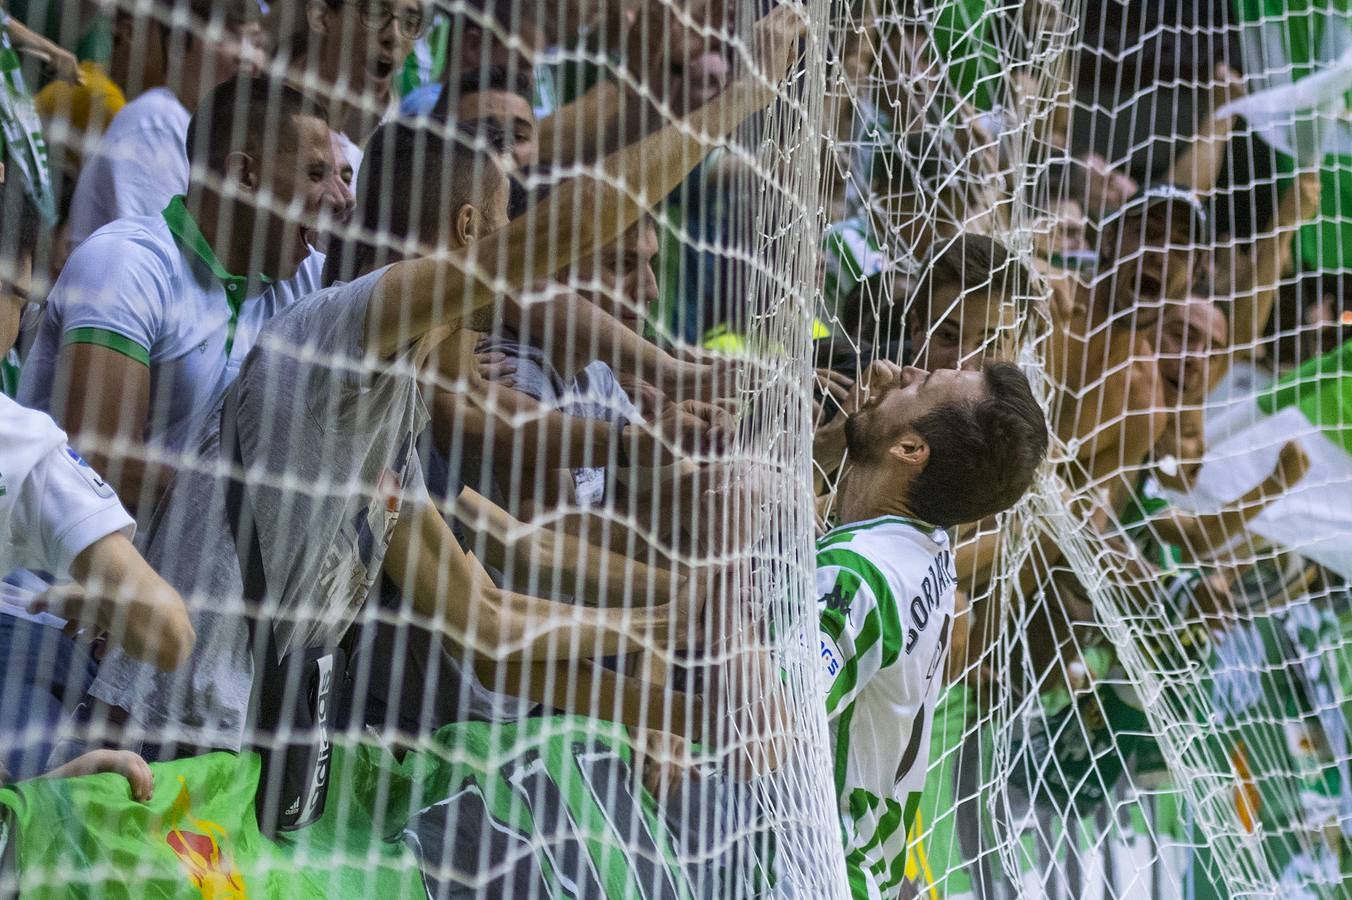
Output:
top-left (0, 1), bottom-right (1347, 899)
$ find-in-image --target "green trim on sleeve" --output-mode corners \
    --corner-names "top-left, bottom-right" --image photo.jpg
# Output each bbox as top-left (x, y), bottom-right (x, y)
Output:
top-left (63, 327), bottom-right (150, 366)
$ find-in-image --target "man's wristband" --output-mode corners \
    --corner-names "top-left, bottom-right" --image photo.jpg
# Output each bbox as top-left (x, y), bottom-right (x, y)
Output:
top-left (614, 418), bottom-right (631, 468)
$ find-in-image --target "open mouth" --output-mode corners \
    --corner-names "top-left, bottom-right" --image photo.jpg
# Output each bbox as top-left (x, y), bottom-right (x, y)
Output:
top-left (370, 57), bottom-right (394, 81)
top-left (1159, 367), bottom-right (1183, 402)
top-left (1137, 274), bottom-right (1161, 303)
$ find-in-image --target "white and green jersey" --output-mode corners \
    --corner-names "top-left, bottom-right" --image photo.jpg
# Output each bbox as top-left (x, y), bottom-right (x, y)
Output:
top-left (816, 515), bottom-right (956, 899)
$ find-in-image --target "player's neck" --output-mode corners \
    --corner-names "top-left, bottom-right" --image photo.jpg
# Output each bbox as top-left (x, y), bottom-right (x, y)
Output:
top-left (184, 187), bottom-right (254, 278)
top-left (837, 463), bottom-right (915, 525)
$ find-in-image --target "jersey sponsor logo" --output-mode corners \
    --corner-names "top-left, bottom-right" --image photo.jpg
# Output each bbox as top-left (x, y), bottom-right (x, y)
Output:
top-left (821, 583), bottom-right (851, 615)
top-left (62, 446), bottom-right (115, 499)
top-left (903, 549), bottom-right (955, 654)
top-left (821, 634), bottom-right (844, 678)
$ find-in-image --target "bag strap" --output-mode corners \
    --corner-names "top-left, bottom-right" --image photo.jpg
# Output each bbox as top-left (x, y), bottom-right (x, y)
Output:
top-left (221, 385), bottom-right (268, 614)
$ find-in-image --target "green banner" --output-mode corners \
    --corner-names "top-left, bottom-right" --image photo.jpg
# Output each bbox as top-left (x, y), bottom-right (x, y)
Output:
top-left (1257, 337), bottom-right (1352, 454)
top-left (0, 717), bottom-right (702, 899)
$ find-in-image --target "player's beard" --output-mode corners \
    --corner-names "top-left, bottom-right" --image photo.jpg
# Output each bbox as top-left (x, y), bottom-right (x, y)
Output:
top-left (843, 413), bottom-right (877, 464)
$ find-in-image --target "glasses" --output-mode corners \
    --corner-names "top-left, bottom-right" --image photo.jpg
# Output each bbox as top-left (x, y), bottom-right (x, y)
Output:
top-left (348, 1), bottom-right (428, 40)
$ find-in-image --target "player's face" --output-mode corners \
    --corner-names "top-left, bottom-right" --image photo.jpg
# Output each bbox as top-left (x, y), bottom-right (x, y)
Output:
top-left (1108, 212), bottom-right (1196, 323)
top-left (846, 365), bottom-right (989, 463)
top-left (879, 365), bottom-right (988, 420)
top-left (330, 0), bottom-right (422, 100)
top-left (1156, 298), bottom-right (1227, 405)
top-left (479, 169), bottom-right (512, 237)
top-left (458, 89), bottom-right (539, 172)
top-left (909, 288), bottom-right (1017, 372)
top-left (256, 114), bottom-right (340, 280)
top-left (571, 219), bottom-right (661, 332)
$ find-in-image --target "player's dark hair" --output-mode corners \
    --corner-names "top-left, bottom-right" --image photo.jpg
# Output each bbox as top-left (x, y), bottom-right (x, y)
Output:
top-left (323, 120), bottom-right (504, 284)
top-left (905, 363), bottom-right (1048, 526)
top-left (185, 76), bottom-right (327, 176)
top-left (907, 233), bottom-right (1033, 333)
top-left (436, 64), bottom-right (535, 121)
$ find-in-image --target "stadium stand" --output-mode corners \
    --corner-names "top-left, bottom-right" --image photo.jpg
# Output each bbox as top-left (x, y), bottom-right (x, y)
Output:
top-left (0, 1), bottom-right (1349, 899)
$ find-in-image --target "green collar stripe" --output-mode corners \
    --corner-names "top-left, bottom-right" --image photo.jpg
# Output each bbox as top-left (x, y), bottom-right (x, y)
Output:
top-left (819, 515), bottom-right (936, 549)
top-left (162, 196), bottom-right (268, 359)
top-left (64, 327), bottom-right (151, 367)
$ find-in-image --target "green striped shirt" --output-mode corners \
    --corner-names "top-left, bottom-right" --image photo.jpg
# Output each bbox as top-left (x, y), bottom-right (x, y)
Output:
top-left (815, 516), bottom-right (955, 898)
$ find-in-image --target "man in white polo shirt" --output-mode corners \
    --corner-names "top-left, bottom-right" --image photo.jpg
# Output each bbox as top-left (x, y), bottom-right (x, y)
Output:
top-left (0, 171), bottom-right (194, 777)
top-left (19, 75), bottom-right (342, 515)
top-left (66, 0), bottom-right (266, 246)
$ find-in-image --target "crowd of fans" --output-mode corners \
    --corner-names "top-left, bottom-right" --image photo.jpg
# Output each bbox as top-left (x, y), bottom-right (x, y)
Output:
top-left (0, 1), bottom-right (1344, 897)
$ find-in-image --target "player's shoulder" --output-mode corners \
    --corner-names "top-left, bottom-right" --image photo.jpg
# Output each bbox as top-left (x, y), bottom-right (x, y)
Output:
top-left (266, 264), bottom-right (380, 332)
top-left (52, 215), bottom-right (180, 301)
top-left (0, 393), bottom-right (66, 446)
top-left (818, 515), bottom-right (947, 559)
top-left (817, 516), bottom-right (949, 595)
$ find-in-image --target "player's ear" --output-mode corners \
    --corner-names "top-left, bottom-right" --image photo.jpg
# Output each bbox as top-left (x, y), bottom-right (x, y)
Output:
top-left (223, 151), bottom-right (259, 193)
top-left (889, 430), bottom-right (929, 468)
top-left (306, 0), bottom-right (333, 36)
top-left (452, 202), bottom-right (482, 247)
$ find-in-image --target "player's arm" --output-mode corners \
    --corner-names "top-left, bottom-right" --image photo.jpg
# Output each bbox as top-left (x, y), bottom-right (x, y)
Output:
top-left (49, 344), bottom-right (174, 516)
top-left (450, 486), bottom-right (687, 605)
top-left (1165, 64), bottom-right (1245, 195)
top-left (430, 328), bottom-right (732, 471)
top-left (2, 13), bottom-right (81, 83)
top-left (383, 502), bottom-right (706, 734)
top-left (1229, 170), bottom-right (1322, 357)
top-left (363, 4), bottom-right (805, 359)
top-left (434, 371), bottom-right (730, 472)
top-left (536, 78), bottom-right (625, 166)
top-left (383, 502), bottom-right (705, 662)
top-left (37, 531), bottom-right (194, 671)
top-left (501, 286), bottom-right (734, 400)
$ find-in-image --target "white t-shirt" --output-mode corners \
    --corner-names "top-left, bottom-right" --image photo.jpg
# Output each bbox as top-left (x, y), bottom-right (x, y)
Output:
top-left (66, 87), bottom-right (191, 246)
top-left (815, 515), bottom-right (955, 900)
top-left (0, 394), bottom-right (133, 580)
top-left (19, 202), bottom-right (325, 457)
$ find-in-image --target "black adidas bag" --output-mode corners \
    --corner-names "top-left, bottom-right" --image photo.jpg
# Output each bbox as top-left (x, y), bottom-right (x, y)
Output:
top-left (220, 387), bottom-right (347, 836)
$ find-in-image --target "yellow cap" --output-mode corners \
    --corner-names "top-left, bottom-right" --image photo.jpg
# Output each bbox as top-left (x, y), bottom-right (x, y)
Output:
top-left (34, 62), bottom-right (126, 162)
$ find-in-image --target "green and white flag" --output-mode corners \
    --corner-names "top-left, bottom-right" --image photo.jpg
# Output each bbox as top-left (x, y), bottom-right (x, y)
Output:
top-left (1230, 0), bottom-right (1352, 269)
top-left (1166, 355), bottom-right (1352, 581)
top-left (0, 717), bottom-right (712, 899)
top-left (0, 29), bottom-right (55, 224)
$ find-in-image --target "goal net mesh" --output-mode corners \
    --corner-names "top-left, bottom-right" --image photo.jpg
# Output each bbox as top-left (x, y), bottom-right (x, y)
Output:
top-left (0, 0), bottom-right (1348, 898)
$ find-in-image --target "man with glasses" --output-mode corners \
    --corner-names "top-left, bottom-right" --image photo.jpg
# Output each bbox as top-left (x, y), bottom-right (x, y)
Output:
top-left (67, 0), bottom-right (266, 245)
top-left (271, 0), bottom-right (429, 171)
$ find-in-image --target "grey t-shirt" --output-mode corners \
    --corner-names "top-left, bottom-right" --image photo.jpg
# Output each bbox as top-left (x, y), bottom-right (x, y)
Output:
top-left (477, 335), bottom-right (642, 506)
top-left (90, 268), bottom-right (430, 751)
